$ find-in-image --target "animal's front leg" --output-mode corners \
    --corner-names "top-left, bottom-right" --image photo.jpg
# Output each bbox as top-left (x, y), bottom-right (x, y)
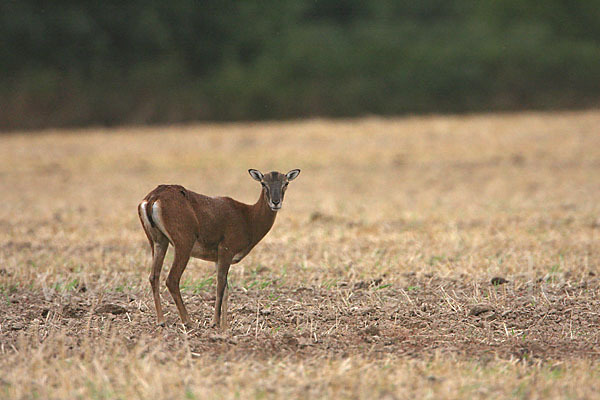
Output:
top-left (214, 249), bottom-right (232, 330)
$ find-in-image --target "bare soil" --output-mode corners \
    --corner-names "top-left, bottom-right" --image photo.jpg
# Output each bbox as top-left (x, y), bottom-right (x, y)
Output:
top-left (3, 272), bottom-right (598, 362)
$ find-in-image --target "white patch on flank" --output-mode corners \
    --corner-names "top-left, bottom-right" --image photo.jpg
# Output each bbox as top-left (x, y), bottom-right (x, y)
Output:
top-left (140, 201), bottom-right (160, 242)
top-left (139, 201), bottom-right (152, 230)
top-left (152, 201), bottom-right (174, 244)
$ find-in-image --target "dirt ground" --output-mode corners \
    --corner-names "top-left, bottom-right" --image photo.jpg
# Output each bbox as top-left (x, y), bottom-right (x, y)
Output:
top-left (1, 111), bottom-right (600, 398)
top-left (2, 270), bottom-right (599, 362)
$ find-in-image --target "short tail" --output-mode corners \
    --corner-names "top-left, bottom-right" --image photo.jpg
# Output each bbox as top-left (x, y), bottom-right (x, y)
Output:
top-left (145, 201), bottom-right (155, 227)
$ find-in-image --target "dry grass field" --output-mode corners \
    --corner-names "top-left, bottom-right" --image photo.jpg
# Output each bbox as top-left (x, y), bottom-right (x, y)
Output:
top-left (1, 111), bottom-right (600, 398)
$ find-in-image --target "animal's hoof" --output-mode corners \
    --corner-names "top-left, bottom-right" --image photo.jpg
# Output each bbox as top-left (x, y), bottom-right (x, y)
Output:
top-left (157, 321), bottom-right (166, 327)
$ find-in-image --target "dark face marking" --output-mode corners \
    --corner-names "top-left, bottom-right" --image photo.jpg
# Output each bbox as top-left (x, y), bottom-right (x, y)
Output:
top-left (248, 169), bottom-right (300, 211)
top-left (261, 171), bottom-right (288, 211)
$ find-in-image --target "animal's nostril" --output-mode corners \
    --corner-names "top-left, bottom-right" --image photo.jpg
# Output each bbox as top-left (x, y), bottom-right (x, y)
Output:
top-left (272, 199), bottom-right (280, 205)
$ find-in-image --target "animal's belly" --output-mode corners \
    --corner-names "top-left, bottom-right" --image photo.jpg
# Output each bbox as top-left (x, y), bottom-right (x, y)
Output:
top-left (190, 241), bottom-right (217, 261)
top-left (189, 241), bottom-right (251, 264)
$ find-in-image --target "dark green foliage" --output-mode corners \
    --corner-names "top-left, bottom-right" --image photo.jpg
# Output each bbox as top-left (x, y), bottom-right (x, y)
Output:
top-left (1, 0), bottom-right (599, 129)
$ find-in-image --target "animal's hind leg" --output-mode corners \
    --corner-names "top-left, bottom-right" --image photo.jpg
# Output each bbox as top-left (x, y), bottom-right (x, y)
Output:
top-left (166, 242), bottom-right (194, 328)
top-left (150, 237), bottom-right (169, 326)
top-left (139, 202), bottom-right (169, 326)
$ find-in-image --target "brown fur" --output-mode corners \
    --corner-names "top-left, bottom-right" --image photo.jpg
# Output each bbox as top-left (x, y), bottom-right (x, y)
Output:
top-left (138, 169), bottom-right (299, 329)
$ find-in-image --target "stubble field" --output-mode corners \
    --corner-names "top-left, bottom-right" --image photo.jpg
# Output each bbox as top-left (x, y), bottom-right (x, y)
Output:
top-left (1, 111), bottom-right (600, 398)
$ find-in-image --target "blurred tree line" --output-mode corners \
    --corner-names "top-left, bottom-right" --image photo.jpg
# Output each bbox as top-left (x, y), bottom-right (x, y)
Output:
top-left (1, 0), bottom-right (600, 130)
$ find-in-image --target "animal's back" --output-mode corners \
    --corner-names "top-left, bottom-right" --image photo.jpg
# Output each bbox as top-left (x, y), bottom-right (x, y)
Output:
top-left (140, 184), bottom-right (249, 245)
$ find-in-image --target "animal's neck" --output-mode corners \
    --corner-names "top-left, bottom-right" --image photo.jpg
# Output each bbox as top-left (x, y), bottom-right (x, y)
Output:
top-left (248, 189), bottom-right (277, 244)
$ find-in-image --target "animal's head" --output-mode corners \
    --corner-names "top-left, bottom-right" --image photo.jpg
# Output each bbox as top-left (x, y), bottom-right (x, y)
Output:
top-left (248, 169), bottom-right (301, 211)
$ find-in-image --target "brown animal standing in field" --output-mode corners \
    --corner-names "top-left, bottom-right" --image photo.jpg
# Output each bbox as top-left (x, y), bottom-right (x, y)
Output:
top-left (138, 169), bottom-right (301, 329)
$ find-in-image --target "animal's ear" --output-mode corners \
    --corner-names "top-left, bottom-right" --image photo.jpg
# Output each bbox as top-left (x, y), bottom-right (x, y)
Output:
top-left (248, 169), bottom-right (264, 181)
top-left (286, 169), bottom-right (301, 181)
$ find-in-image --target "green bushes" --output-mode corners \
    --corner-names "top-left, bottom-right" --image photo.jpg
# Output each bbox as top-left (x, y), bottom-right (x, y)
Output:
top-left (1, 0), bottom-right (599, 129)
